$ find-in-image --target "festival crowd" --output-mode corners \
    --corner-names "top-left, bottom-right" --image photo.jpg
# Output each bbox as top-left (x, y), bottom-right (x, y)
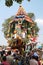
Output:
top-left (0, 47), bottom-right (43, 65)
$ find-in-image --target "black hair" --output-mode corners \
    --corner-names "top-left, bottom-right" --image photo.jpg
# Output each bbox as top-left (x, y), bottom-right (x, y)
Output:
top-left (7, 51), bottom-right (11, 55)
top-left (2, 56), bottom-right (6, 61)
top-left (32, 55), bottom-right (38, 61)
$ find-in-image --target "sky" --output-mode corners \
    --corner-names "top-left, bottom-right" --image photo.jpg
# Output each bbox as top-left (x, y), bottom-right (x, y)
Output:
top-left (0, 0), bottom-right (43, 46)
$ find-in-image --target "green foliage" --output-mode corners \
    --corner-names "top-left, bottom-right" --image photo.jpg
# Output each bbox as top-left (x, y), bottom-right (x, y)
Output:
top-left (5, 0), bottom-right (13, 7)
top-left (2, 16), bottom-right (14, 38)
top-left (28, 13), bottom-right (34, 18)
top-left (28, 13), bottom-right (35, 21)
top-left (15, 0), bottom-right (23, 4)
top-left (2, 20), bottom-right (9, 38)
top-left (28, 0), bottom-right (30, 1)
top-left (41, 43), bottom-right (43, 48)
top-left (31, 22), bottom-right (39, 36)
top-left (34, 22), bottom-right (39, 34)
top-left (5, 0), bottom-right (30, 7)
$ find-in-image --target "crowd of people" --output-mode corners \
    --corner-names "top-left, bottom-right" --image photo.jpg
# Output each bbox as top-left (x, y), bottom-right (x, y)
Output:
top-left (0, 46), bottom-right (42, 65)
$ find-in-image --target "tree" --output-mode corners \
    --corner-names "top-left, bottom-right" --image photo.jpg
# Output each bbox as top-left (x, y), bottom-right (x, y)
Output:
top-left (41, 43), bottom-right (43, 48)
top-left (2, 16), bottom-right (14, 38)
top-left (5, 0), bottom-right (30, 7)
top-left (28, 13), bottom-right (35, 21)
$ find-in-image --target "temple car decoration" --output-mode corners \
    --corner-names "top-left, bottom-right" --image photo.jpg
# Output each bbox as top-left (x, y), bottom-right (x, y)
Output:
top-left (2, 6), bottom-right (39, 54)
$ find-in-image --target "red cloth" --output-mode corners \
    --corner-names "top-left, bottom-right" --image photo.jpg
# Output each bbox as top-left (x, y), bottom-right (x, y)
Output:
top-left (31, 37), bottom-right (37, 42)
top-left (2, 61), bottom-right (10, 65)
top-left (38, 61), bottom-right (41, 65)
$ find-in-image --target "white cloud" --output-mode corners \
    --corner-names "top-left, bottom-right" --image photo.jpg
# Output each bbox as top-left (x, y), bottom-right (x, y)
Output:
top-left (35, 19), bottom-right (43, 25)
top-left (0, 31), bottom-right (8, 46)
top-left (35, 19), bottom-right (43, 43)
